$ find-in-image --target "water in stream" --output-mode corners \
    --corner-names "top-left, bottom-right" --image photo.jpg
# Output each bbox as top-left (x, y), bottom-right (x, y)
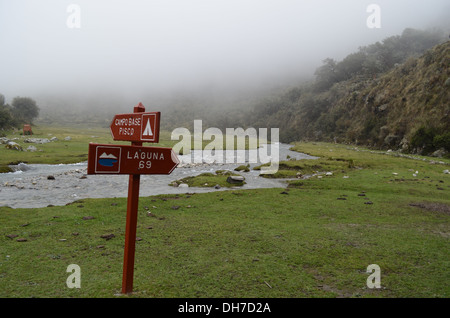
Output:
top-left (0, 143), bottom-right (317, 208)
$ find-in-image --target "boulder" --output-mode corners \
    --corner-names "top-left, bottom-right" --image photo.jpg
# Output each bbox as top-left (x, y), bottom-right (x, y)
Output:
top-left (431, 148), bottom-right (447, 158)
top-left (5, 141), bottom-right (23, 151)
top-left (226, 175), bottom-right (245, 184)
top-left (17, 163), bottom-right (30, 171)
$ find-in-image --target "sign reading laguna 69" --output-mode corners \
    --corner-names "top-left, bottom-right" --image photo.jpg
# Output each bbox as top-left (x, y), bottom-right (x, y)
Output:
top-left (110, 111), bottom-right (160, 143)
top-left (86, 103), bottom-right (178, 295)
top-left (87, 143), bottom-right (179, 175)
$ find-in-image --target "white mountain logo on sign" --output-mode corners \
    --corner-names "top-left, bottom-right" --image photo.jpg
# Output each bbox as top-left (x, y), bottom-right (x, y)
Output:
top-left (143, 119), bottom-right (153, 136)
top-left (99, 153), bottom-right (117, 159)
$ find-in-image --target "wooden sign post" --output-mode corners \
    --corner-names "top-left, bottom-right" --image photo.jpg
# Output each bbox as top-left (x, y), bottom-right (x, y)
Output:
top-left (87, 103), bottom-right (179, 294)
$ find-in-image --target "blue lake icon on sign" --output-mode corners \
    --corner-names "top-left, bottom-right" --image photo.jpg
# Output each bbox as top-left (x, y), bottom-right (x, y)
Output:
top-left (98, 152), bottom-right (118, 167)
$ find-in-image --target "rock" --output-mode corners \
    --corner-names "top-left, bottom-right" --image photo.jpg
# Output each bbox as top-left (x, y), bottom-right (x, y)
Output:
top-left (50, 137), bottom-right (58, 142)
top-left (16, 238), bottom-right (27, 242)
top-left (6, 234), bottom-right (18, 239)
top-left (445, 77), bottom-right (450, 87)
top-left (377, 104), bottom-right (389, 112)
top-left (26, 145), bottom-right (37, 152)
top-left (64, 136), bottom-right (71, 141)
top-left (82, 216), bottom-right (95, 220)
top-left (214, 184), bottom-right (221, 189)
top-left (100, 234), bottom-right (115, 240)
top-left (226, 176), bottom-right (245, 184)
top-left (364, 201), bottom-right (373, 205)
top-left (384, 135), bottom-right (400, 147)
top-left (280, 191), bottom-right (289, 195)
top-left (325, 172), bottom-right (333, 176)
top-left (431, 148), bottom-right (447, 158)
top-left (24, 138), bottom-right (50, 144)
top-left (0, 137), bottom-right (10, 144)
top-left (5, 141), bottom-right (23, 151)
top-left (444, 170), bottom-right (449, 174)
top-left (234, 165), bottom-right (250, 172)
top-left (47, 175), bottom-right (55, 180)
top-left (171, 205), bottom-right (180, 210)
top-left (178, 183), bottom-right (189, 188)
top-left (17, 163), bottom-right (30, 171)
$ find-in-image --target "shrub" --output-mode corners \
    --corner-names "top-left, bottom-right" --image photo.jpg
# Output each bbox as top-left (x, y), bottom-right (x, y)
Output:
top-left (433, 132), bottom-right (450, 151)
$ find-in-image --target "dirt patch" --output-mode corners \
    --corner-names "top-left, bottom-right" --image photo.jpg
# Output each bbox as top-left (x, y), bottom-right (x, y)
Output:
top-left (409, 202), bottom-right (450, 215)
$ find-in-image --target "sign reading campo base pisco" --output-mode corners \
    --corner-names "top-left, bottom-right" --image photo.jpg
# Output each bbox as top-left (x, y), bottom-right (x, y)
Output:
top-left (87, 143), bottom-right (179, 175)
top-left (110, 111), bottom-right (160, 143)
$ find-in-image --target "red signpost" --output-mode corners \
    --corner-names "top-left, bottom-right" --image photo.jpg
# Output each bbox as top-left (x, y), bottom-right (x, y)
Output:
top-left (87, 103), bottom-right (178, 294)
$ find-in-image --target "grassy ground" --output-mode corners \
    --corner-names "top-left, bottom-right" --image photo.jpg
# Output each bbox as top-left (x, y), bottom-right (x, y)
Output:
top-left (0, 141), bottom-right (448, 298)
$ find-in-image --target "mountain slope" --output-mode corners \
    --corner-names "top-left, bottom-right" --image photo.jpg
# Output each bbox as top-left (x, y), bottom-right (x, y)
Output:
top-left (314, 40), bottom-right (449, 153)
top-left (248, 37), bottom-right (449, 156)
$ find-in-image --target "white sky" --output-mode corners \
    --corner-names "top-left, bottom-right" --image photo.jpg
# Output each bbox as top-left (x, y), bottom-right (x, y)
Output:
top-left (0, 0), bottom-right (449, 102)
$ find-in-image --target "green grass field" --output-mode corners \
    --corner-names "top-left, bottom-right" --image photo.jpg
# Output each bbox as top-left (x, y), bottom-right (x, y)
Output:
top-left (0, 126), bottom-right (449, 298)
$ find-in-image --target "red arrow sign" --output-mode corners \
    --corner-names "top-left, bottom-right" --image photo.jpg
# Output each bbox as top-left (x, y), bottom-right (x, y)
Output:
top-left (87, 143), bottom-right (179, 175)
top-left (110, 111), bottom-right (160, 143)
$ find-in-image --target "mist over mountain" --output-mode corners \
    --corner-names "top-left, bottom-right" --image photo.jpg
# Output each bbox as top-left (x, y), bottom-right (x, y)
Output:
top-left (1, 1), bottom-right (449, 104)
top-left (1, 1), bottom-right (449, 155)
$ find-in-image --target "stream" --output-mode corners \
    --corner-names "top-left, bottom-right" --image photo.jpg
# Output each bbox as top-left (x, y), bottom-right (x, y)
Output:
top-left (0, 143), bottom-right (317, 208)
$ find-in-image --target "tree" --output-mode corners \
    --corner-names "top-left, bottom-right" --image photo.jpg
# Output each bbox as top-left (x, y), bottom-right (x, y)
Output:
top-left (11, 97), bottom-right (40, 124)
top-left (314, 58), bottom-right (338, 91)
top-left (0, 94), bottom-right (14, 130)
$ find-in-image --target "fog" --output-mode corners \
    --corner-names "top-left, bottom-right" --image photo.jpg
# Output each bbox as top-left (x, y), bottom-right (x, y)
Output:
top-left (0, 0), bottom-right (449, 109)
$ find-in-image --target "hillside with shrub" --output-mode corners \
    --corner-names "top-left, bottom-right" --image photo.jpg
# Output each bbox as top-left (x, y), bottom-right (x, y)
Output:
top-left (245, 28), bottom-right (449, 156)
